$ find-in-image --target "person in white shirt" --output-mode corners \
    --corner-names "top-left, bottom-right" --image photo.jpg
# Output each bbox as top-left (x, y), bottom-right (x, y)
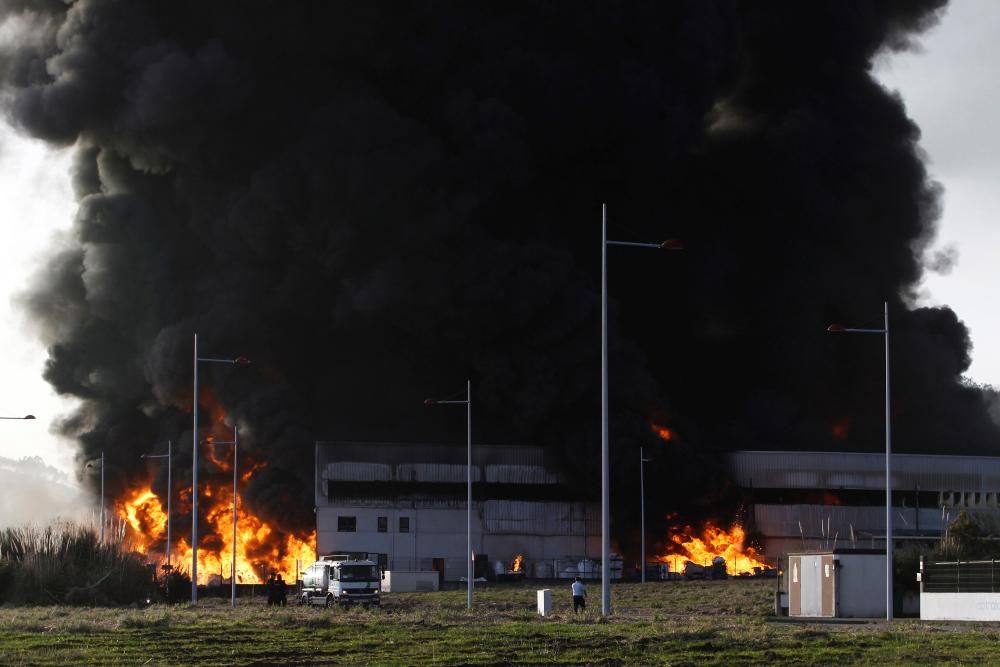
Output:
top-left (571, 576), bottom-right (586, 613)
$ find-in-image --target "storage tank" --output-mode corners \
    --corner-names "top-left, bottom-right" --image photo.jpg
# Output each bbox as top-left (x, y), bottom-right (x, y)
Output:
top-left (533, 561), bottom-right (553, 579)
top-left (577, 559), bottom-right (598, 577)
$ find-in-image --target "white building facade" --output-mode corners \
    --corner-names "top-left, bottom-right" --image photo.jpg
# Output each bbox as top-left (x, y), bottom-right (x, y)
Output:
top-left (315, 442), bottom-right (600, 581)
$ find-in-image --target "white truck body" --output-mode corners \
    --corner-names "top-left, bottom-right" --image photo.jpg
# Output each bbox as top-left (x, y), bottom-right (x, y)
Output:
top-left (301, 557), bottom-right (381, 606)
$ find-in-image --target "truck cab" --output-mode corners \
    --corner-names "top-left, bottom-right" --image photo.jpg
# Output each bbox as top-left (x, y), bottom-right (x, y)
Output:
top-left (301, 556), bottom-right (381, 607)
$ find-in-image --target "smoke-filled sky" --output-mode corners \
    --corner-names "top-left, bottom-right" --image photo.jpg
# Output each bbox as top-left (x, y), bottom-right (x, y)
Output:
top-left (1, 1), bottom-right (999, 541)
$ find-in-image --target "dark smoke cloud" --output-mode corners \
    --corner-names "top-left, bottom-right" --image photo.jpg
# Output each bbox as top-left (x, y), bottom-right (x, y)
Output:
top-left (2, 0), bottom-right (991, 562)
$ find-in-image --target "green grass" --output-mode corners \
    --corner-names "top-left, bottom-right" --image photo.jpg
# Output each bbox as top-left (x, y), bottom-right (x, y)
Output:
top-left (1, 580), bottom-right (998, 665)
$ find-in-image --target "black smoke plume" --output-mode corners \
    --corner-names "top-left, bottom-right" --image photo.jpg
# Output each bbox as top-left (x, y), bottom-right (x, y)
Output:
top-left (2, 0), bottom-right (993, 562)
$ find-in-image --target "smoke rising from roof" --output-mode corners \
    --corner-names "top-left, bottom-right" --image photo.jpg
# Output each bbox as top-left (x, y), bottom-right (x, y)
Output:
top-left (2, 1), bottom-right (994, 553)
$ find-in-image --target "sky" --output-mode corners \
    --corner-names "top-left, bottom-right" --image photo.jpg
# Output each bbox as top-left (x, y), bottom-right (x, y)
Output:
top-left (0, 124), bottom-right (76, 471)
top-left (874, 0), bottom-right (1000, 385)
top-left (0, 0), bottom-right (997, 485)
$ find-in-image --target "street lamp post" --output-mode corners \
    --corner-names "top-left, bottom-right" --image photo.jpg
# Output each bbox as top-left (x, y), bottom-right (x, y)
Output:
top-left (827, 301), bottom-right (891, 620)
top-left (0, 415), bottom-right (35, 420)
top-left (84, 451), bottom-right (105, 542)
top-left (205, 427), bottom-right (239, 608)
top-left (99, 450), bottom-right (105, 543)
top-left (141, 441), bottom-right (173, 573)
top-left (101, 449), bottom-right (107, 544)
top-left (192, 333), bottom-right (249, 603)
top-left (602, 203), bottom-right (682, 614)
top-left (640, 447), bottom-right (652, 583)
top-left (425, 380), bottom-right (473, 610)
top-left (141, 441), bottom-right (173, 598)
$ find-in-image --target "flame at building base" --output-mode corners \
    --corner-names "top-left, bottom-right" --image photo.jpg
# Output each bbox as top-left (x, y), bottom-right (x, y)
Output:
top-left (658, 521), bottom-right (771, 576)
top-left (117, 484), bottom-right (315, 585)
top-left (511, 553), bottom-right (524, 573)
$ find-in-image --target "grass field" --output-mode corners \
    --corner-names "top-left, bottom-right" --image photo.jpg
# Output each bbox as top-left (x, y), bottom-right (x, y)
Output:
top-left (1, 579), bottom-right (998, 665)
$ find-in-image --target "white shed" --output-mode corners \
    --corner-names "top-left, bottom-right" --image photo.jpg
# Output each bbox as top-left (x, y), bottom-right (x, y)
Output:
top-left (787, 550), bottom-right (887, 618)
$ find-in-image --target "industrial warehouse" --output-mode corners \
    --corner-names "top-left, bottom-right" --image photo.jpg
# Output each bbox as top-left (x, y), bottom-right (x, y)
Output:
top-left (730, 450), bottom-right (1000, 558)
top-left (314, 442), bottom-right (602, 583)
top-left (315, 445), bottom-right (1000, 584)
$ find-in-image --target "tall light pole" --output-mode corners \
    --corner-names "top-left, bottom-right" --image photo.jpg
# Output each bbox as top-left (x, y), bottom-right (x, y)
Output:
top-left (639, 447), bottom-right (651, 583)
top-left (827, 301), bottom-right (891, 620)
top-left (100, 450), bottom-right (105, 543)
top-left (84, 451), bottom-right (105, 542)
top-left (141, 440), bottom-right (173, 579)
top-left (205, 426), bottom-right (239, 608)
top-left (602, 203), bottom-right (682, 614)
top-left (425, 380), bottom-right (473, 610)
top-left (192, 332), bottom-right (249, 603)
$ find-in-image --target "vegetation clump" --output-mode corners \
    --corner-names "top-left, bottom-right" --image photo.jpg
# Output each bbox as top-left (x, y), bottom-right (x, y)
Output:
top-left (0, 523), bottom-right (154, 605)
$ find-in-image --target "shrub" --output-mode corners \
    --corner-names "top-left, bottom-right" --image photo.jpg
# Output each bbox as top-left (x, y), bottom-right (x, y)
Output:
top-left (0, 523), bottom-right (153, 605)
top-left (158, 569), bottom-right (192, 604)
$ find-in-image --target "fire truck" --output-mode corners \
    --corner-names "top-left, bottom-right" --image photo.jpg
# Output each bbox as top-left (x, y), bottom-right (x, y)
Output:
top-left (300, 555), bottom-right (382, 607)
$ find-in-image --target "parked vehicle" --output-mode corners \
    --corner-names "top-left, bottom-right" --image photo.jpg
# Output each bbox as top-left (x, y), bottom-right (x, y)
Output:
top-left (300, 557), bottom-right (381, 607)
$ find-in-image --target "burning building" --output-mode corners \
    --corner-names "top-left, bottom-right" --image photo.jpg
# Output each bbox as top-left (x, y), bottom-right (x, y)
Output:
top-left (3, 0), bottom-right (998, 583)
top-left (315, 442), bottom-right (600, 581)
top-left (729, 450), bottom-right (1000, 559)
top-left (112, 434), bottom-right (315, 587)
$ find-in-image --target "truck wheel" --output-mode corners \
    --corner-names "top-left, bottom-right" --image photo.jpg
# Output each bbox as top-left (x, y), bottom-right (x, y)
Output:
top-left (300, 593), bottom-right (309, 606)
top-left (324, 594), bottom-right (333, 608)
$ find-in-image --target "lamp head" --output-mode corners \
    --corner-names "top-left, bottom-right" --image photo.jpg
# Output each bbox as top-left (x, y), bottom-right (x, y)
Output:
top-left (659, 239), bottom-right (684, 251)
top-left (234, 357), bottom-right (251, 365)
top-left (826, 324), bottom-right (845, 333)
top-left (423, 399), bottom-right (436, 406)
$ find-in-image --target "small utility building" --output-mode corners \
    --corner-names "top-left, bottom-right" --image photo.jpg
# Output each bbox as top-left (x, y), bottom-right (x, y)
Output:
top-left (314, 442), bottom-right (600, 581)
top-left (787, 550), bottom-right (886, 618)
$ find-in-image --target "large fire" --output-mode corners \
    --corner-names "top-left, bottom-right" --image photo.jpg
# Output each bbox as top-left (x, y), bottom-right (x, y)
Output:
top-left (659, 521), bottom-right (771, 576)
top-left (118, 439), bottom-right (314, 585)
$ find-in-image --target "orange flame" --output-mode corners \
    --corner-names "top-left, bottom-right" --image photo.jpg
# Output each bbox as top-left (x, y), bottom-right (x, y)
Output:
top-left (119, 488), bottom-right (168, 555)
top-left (511, 554), bottom-right (524, 572)
top-left (658, 521), bottom-right (770, 576)
top-left (120, 448), bottom-right (315, 584)
top-left (651, 423), bottom-right (674, 442)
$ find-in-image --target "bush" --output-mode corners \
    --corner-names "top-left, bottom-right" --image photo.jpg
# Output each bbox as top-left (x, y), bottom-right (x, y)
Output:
top-left (0, 523), bottom-right (153, 605)
top-left (0, 560), bottom-right (15, 602)
top-left (933, 510), bottom-right (991, 561)
top-left (158, 569), bottom-right (192, 604)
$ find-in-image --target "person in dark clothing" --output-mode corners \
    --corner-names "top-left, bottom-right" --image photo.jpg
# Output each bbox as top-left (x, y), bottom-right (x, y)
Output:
top-left (266, 572), bottom-right (278, 606)
top-left (277, 575), bottom-right (288, 606)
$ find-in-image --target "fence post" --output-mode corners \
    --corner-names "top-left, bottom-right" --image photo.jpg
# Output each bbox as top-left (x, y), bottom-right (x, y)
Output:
top-left (957, 560), bottom-right (961, 593)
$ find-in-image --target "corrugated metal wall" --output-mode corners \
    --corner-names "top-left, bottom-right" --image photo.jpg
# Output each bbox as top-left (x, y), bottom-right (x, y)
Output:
top-left (325, 462), bottom-right (392, 482)
top-left (485, 464), bottom-right (556, 484)
top-left (322, 462), bottom-right (558, 484)
top-left (397, 463), bottom-right (481, 483)
top-left (729, 451), bottom-right (1000, 492)
top-left (482, 500), bottom-right (597, 535)
top-left (753, 504), bottom-right (947, 540)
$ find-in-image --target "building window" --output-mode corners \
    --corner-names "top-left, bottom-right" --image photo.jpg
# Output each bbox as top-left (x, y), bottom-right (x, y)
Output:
top-left (399, 517), bottom-right (410, 533)
top-left (377, 516), bottom-right (388, 533)
top-left (337, 516), bottom-right (357, 532)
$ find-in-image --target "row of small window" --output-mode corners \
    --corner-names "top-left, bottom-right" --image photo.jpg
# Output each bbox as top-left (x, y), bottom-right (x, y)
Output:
top-left (337, 516), bottom-right (409, 533)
